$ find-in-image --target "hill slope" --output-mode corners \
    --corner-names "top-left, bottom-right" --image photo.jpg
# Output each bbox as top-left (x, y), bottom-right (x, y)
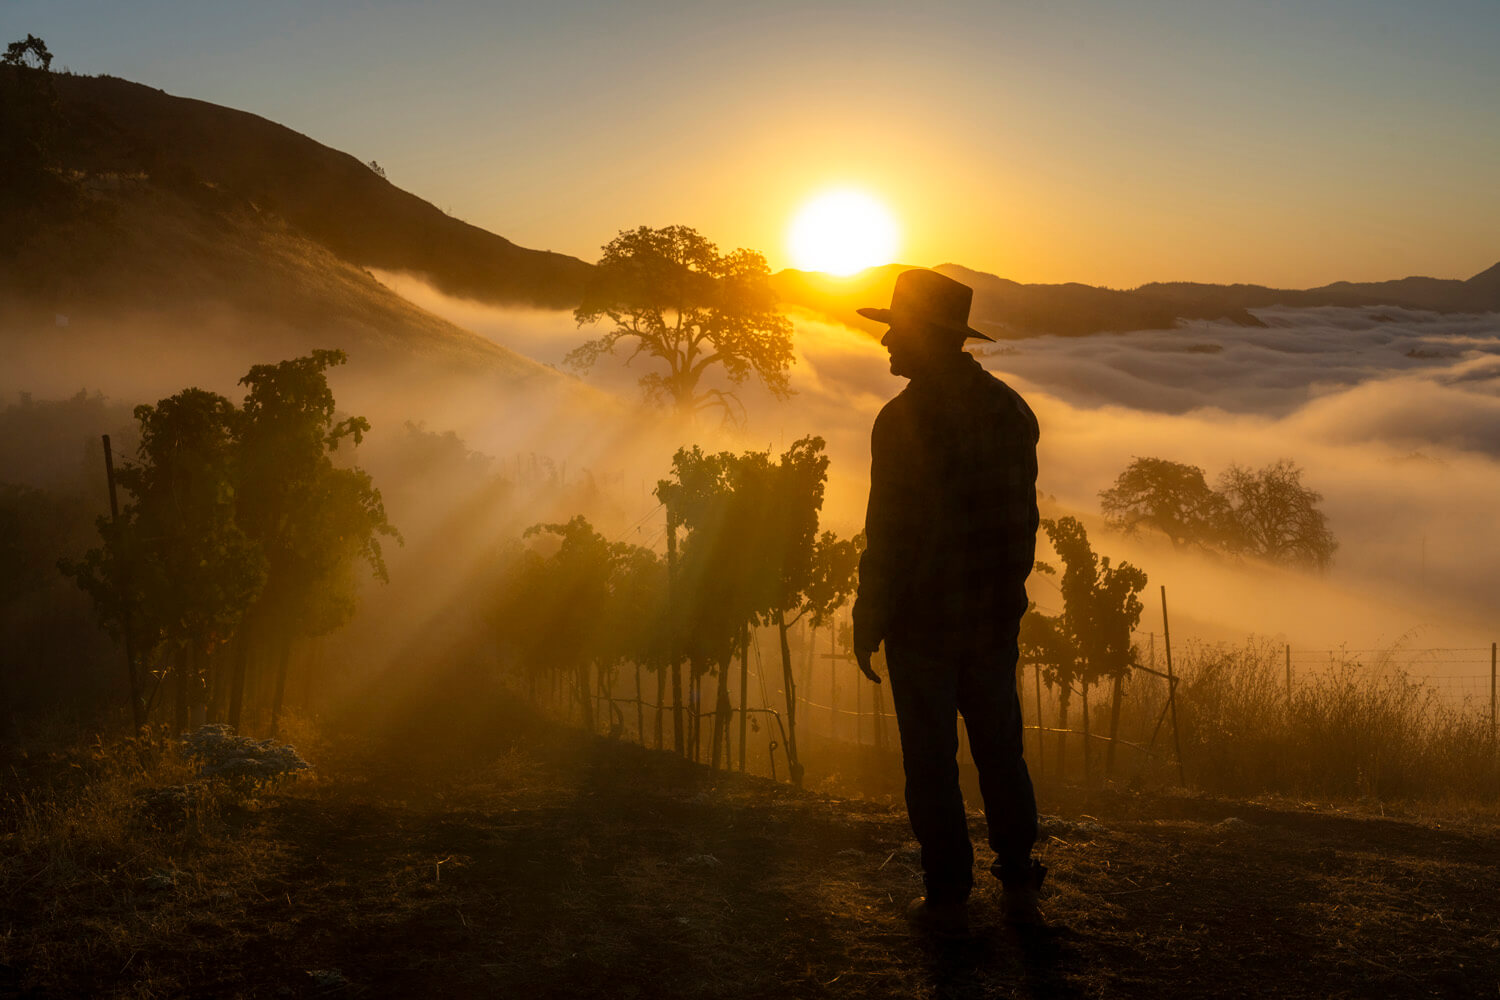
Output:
top-left (5, 66), bottom-right (1495, 351)
top-left (0, 66), bottom-right (578, 391)
top-left (42, 71), bottom-right (592, 308)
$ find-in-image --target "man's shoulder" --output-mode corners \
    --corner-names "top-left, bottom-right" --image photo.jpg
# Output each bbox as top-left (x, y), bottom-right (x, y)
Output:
top-left (873, 386), bottom-right (919, 431)
top-left (966, 365), bottom-right (1040, 441)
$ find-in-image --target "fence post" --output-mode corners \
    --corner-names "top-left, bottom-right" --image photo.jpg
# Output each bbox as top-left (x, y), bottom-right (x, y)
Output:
top-left (828, 623), bottom-right (838, 740)
top-left (1161, 585), bottom-right (1186, 786)
top-left (665, 505), bottom-right (685, 756)
top-left (1491, 641), bottom-right (1496, 743)
top-left (102, 435), bottom-right (145, 730)
top-left (739, 625), bottom-right (749, 772)
top-left (1105, 672), bottom-right (1124, 779)
top-left (1034, 663), bottom-right (1046, 779)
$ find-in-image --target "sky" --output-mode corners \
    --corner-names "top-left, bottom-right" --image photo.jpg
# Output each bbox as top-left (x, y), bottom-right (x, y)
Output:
top-left (8, 1), bottom-right (1500, 288)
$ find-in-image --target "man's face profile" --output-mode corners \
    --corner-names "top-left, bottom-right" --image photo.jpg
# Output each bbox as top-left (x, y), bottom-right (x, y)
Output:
top-left (880, 323), bottom-right (926, 378)
top-left (881, 322), bottom-right (963, 378)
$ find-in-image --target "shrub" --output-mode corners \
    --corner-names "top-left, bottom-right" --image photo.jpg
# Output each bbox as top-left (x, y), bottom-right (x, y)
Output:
top-left (180, 722), bottom-right (311, 797)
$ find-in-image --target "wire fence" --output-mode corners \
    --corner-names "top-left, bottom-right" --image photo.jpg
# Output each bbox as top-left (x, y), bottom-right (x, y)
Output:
top-left (1286, 646), bottom-right (1497, 710)
top-left (540, 618), bottom-right (1498, 792)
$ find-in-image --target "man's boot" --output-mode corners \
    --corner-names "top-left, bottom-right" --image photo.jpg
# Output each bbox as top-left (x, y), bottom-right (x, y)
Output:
top-left (998, 860), bottom-right (1047, 925)
top-left (905, 896), bottom-right (968, 936)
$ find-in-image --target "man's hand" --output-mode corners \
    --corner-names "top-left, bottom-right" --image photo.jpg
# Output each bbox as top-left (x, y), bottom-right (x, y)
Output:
top-left (855, 645), bottom-right (882, 684)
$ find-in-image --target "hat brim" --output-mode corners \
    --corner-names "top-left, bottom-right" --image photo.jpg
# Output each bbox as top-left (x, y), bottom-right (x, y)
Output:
top-left (856, 306), bottom-right (996, 343)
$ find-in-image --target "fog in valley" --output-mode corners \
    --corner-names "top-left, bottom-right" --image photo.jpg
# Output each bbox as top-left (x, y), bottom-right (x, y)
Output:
top-left (378, 271), bottom-right (1500, 661)
top-left (5, 273), bottom-right (1499, 742)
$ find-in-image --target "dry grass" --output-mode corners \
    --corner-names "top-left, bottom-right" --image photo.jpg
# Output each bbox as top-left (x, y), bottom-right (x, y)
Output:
top-left (4, 702), bottom-right (1500, 998)
top-left (1165, 639), bottom-right (1500, 803)
top-left (0, 720), bottom-right (296, 997)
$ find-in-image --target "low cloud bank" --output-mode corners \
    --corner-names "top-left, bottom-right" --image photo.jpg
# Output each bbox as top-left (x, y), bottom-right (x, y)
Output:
top-left (383, 275), bottom-right (1500, 665)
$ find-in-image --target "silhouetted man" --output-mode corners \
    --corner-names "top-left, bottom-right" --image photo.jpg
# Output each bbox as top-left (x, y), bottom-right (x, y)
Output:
top-left (851, 268), bottom-right (1045, 933)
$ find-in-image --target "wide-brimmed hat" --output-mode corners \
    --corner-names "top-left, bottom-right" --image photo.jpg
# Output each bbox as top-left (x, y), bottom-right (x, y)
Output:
top-left (857, 268), bottom-right (995, 342)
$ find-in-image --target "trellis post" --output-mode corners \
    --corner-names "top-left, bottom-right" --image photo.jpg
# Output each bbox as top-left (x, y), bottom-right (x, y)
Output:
top-left (1161, 585), bottom-right (1186, 786)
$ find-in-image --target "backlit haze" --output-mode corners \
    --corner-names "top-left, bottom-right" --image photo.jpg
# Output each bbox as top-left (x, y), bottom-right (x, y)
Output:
top-left (4, 1), bottom-right (1499, 702)
top-left (13, 0), bottom-right (1500, 288)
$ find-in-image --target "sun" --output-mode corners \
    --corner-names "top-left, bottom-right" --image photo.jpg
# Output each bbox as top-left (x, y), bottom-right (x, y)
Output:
top-left (788, 189), bottom-right (900, 276)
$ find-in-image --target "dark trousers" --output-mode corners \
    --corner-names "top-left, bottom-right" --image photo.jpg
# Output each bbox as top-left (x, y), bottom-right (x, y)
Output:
top-left (886, 630), bottom-right (1037, 904)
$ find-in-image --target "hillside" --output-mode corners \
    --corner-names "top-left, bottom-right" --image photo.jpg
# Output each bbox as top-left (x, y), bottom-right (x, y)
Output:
top-left (4, 65), bottom-right (1495, 355)
top-left (0, 66), bottom-right (581, 390)
top-left (40, 71), bottom-right (592, 308)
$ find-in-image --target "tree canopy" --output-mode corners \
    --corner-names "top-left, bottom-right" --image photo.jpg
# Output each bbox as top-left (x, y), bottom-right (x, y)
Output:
top-left (1100, 455), bottom-right (1336, 569)
top-left (61, 351), bottom-right (397, 732)
top-left (1218, 459), bottom-right (1337, 570)
top-left (1099, 457), bottom-right (1229, 549)
top-left (567, 225), bottom-right (794, 422)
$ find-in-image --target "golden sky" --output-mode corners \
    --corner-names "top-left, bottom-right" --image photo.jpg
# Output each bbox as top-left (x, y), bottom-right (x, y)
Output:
top-left (15, 0), bottom-right (1500, 287)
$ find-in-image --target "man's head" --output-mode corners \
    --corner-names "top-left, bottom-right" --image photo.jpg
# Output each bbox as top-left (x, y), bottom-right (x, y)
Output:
top-left (857, 269), bottom-right (993, 378)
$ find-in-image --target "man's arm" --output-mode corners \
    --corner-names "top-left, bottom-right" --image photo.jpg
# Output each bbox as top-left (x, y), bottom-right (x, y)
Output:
top-left (852, 404), bottom-right (904, 678)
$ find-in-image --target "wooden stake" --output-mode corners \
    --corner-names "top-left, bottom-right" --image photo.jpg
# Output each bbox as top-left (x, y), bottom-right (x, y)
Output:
top-left (102, 435), bottom-right (145, 730)
top-left (829, 623), bottom-right (837, 740)
top-left (1034, 663), bottom-right (1045, 779)
top-left (1160, 585), bottom-right (1186, 786)
top-left (1081, 681), bottom-right (1093, 789)
top-left (665, 506), bottom-right (684, 756)
top-left (739, 624), bottom-right (749, 772)
top-left (1105, 672), bottom-right (1124, 778)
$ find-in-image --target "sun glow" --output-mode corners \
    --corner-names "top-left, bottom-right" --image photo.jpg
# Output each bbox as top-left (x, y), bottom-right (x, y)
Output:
top-left (788, 189), bottom-right (900, 276)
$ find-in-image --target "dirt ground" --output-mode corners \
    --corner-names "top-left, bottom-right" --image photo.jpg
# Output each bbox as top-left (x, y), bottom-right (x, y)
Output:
top-left (5, 709), bottom-right (1500, 999)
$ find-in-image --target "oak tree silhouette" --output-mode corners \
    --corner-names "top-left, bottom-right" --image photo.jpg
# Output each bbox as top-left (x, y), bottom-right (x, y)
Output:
top-left (568, 225), bottom-right (793, 422)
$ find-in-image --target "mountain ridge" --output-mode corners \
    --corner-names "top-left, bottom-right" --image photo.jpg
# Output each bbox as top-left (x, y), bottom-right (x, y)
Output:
top-left (41, 72), bottom-right (592, 309)
top-left (4, 66), bottom-right (1495, 350)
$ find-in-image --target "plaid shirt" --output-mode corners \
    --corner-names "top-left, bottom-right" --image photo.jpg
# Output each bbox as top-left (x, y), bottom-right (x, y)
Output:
top-left (853, 352), bottom-right (1039, 652)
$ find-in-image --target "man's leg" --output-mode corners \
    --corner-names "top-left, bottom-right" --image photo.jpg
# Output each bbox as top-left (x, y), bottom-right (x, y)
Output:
top-left (955, 637), bottom-right (1038, 880)
top-left (885, 641), bottom-right (973, 904)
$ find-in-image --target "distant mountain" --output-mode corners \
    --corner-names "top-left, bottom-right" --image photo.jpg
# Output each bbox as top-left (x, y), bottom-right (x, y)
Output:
top-left (775, 261), bottom-right (1500, 340)
top-left (1138, 263), bottom-right (1500, 316)
top-left (772, 264), bottom-right (1265, 338)
top-left (5, 66), bottom-right (1495, 357)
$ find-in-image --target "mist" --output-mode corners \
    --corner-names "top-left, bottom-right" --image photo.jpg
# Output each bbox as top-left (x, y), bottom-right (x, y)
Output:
top-left (7, 275), bottom-right (1497, 724)
top-left (369, 275), bottom-right (1500, 668)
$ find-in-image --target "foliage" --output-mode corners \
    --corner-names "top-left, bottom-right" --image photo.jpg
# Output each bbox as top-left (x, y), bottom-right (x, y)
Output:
top-left (656, 437), bottom-right (845, 666)
top-left (1217, 459), bottom-right (1337, 570)
top-left (0, 35), bottom-right (64, 206)
top-left (494, 516), bottom-right (669, 728)
top-left (59, 352), bottom-right (397, 729)
top-left (803, 530), bottom-right (864, 630)
top-left (654, 436), bottom-right (845, 779)
top-left (237, 349), bottom-right (397, 640)
top-left (1034, 517), bottom-right (1147, 698)
top-left (180, 723), bottom-right (311, 795)
top-left (1099, 455), bottom-right (1336, 569)
top-left (2, 34), bottom-right (52, 70)
top-left (567, 225), bottom-right (794, 421)
top-left (61, 389), bottom-right (265, 663)
top-left (1099, 457), bottom-right (1229, 549)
